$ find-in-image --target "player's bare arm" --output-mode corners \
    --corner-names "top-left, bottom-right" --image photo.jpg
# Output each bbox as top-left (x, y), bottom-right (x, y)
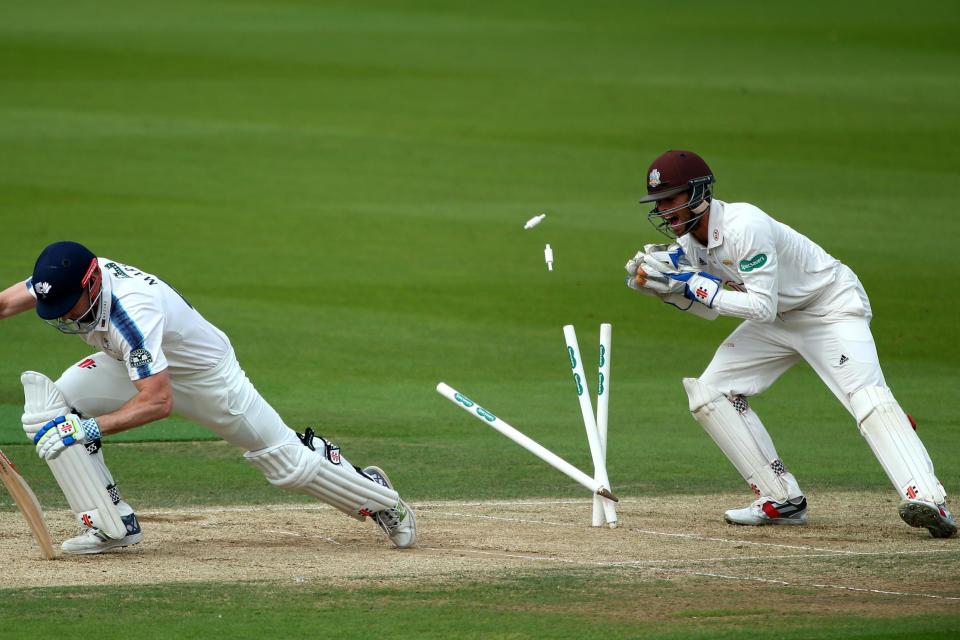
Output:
top-left (0, 281), bottom-right (36, 318)
top-left (33, 370), bottom-right (173, 461)
top-left (96, 370), bottom-right (174, 435)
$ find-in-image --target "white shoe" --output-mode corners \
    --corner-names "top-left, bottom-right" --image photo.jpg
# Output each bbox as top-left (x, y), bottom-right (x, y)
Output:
top-left (724, 496), bottom-right (808, 526)
top-left (899, 499), bottom-right (957, 538)
top-left (363, 466), bottom-right (416, 549)
top-left (62, 513), bottom-right (143, 555)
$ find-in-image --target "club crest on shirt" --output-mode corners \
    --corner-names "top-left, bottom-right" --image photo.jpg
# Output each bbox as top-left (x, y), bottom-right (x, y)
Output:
top-left (129, 348), bottom-right (153, 368)
top-left (648, 168), bottom-right (661, 188)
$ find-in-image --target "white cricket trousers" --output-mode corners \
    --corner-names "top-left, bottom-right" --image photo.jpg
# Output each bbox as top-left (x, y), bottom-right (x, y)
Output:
top-left (701, 265), bottom-right (885, 416)
top-left (56, 349), bottom-right (300, 451)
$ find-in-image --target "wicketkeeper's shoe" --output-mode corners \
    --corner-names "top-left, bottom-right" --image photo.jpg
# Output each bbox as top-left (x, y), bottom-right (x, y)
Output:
top-left (363, 466), bottom-right (417, 549)
top-left (898, 499), bottom-right (958, 538)
top-left (61, 513), bottom-right (143, 555)
top-left (724, 496), bottom-right (808, 526)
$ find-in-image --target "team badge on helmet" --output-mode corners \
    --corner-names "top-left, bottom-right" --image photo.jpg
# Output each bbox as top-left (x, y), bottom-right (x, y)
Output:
top-left (34, 281), bottom-right (53, 297)
top-left (648, 168), bottom-right (661, 188)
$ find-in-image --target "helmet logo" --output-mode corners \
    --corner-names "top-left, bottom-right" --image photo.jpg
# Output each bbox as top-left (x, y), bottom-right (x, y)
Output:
top-left (34, 281), bottom-right (52, 297)
top-left (648, 169), bottom-right (661, 188)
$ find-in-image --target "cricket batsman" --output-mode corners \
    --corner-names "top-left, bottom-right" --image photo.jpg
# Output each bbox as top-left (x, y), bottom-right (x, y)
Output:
top-left (625, 149), bottom-right (955, 538)
top-left (0, 241), bottom-right (416, 553)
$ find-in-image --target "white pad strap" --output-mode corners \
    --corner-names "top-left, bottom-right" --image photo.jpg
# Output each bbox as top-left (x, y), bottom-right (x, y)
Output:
top-left (244, 443), bottom-right (398, 521)
top-left (851, 385), bottom-right (946, 503)
top-left (684, 378), bottom-right (801, 502)
top-left (21, 372), bottom-right (127, 539)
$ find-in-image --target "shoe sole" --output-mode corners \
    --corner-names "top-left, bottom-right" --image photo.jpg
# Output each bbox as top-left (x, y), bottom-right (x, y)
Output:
top-left (62, 532), bottom-right (144, 555)
top-left (363, 465), bottom-right (393, 489)
top-left (898, 501), bottom-right (958, 538)
top-left (724, 513), bottom-right (808, 526)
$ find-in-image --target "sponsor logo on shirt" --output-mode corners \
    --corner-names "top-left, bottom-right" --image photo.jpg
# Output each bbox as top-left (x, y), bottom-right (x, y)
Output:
top-left (129, 348), bottom-right (153, 368)
top-left (739, 253), bottom-right (768, 272)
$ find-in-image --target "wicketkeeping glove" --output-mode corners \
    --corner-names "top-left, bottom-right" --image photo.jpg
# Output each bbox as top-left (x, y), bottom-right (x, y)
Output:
top-left (33, 414), bottom-right (101, 461)
top-left (664, 270), bottom-right (723, 307)
top-left (641, 243), bottom-right (690, 272)
top-left (626, 251), bottom-right (657, 297)
top-left (634, 264), bottom-right (687, 296)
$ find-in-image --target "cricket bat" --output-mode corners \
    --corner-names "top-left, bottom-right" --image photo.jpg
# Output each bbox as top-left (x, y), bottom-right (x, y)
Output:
top-left (0, 448), bottom-right (56, 560)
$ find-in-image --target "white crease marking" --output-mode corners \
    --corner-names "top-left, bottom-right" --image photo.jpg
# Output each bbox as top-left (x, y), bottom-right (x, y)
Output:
top-left (260, 529), bottom-right (344, 546)
top-left (434, 510), bottom-right (854, 554)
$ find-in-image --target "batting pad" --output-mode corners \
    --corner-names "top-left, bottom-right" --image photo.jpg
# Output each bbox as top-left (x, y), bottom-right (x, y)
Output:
top-left (244, 443), bottom-right (398, 521)
top-left (21, 371), bottom-right (127, 540)
top-left (684, 378), bottom-right (801, 503)
top-left (851, 385), bottom-right (947, 504)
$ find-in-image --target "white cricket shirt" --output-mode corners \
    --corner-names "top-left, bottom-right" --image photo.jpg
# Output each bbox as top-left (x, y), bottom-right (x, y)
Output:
top-left (27, 258), bottom-right (231, 380)
top-left (677, 199), bottom-right (843, 322)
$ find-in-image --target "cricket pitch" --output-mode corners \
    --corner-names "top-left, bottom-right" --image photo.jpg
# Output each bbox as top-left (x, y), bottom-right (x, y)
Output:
top-left (2, 491), bottom-right (958, 618)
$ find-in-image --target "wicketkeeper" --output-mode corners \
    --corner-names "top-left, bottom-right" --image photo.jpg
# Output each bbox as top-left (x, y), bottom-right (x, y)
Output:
top-left (625, 149), bottom-right (955, 538)
top-left (0, 241), bottom-right (416, 554)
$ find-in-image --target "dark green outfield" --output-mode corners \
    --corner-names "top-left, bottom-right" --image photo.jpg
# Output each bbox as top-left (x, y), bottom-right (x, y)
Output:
top-left (2, 574), bottom-right (960, 640)
top-left (1, 1), bottom-right (958, 636)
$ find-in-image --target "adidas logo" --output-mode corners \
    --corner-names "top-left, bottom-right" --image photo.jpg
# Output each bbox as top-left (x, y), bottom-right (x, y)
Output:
top-left (838, 354), bottom-right (849, 366)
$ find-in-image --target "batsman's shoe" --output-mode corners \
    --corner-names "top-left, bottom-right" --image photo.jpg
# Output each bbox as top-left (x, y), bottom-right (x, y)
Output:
top-left (62, 513), bottom-right (143, 555)
top-left (898, 499), bottom-right (958, 538)
top-left (724, 496), bottom-right (808, 526)
top-left (363, 466), bottom-right (417, 549)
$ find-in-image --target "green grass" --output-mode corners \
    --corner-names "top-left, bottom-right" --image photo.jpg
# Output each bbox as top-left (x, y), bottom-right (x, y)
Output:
top-left (1, 1), bottom-right (959, 637)
top-left (2, 573), bottom-right (959, 640)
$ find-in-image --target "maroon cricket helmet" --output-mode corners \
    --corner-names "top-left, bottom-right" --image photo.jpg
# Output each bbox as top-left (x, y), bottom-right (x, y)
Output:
top-left (639, 150), bottom-right (715, 203)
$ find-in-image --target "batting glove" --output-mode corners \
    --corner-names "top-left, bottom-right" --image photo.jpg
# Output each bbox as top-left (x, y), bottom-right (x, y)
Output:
top-left (33, 414), bottom-right (101, 461)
